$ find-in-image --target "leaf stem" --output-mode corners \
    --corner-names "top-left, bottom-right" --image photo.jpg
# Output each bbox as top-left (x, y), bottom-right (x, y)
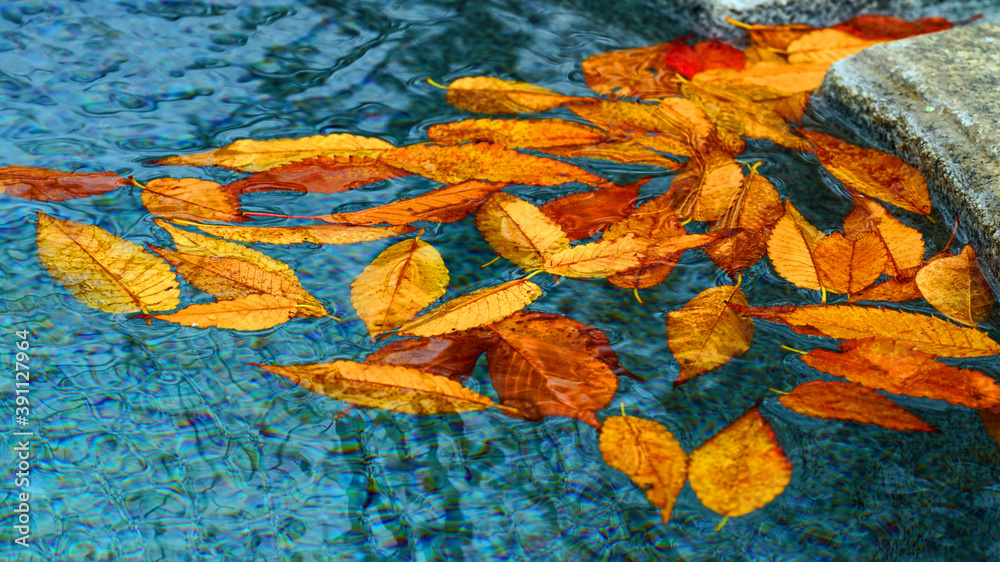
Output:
top-left (620, 403), bottom-right (626, 416)
top-left (480, 256), bottom-right (501, 269)
top-left (715, 516), bottom-right (730, 532)
top-left (128, 176), bottom-right (146, 189)
top-left (780, 344), bottom-right (808, 355)
top-left (679, 217), bottom-right (693, 226)
top-left (495, 403), bottom-right (520, 414)
top-left (724, 16), bottom-right (754, 29)
top-left (820, 286), bottom-right (827, 304)
top-left (524, 269), bottom-right (545, 280)
top-left (426, 78), bottom-right (448, 90)
top-left (768, 387), bottom-right (790, 395)
top-left (735, 272), bottom-right (742, 289)
top-left (633, 288), bottom-right (644, 304)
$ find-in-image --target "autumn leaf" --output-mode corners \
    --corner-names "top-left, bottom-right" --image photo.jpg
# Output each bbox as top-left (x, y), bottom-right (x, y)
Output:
top-left (846, 276), bottom-right (923, 305)
top-left (667, 285), bottom-right (754, 384)
top-left (602, 194), bottom-right (686, 289)
top-left (688, 407), bottom-right (791, 518)
top-left (767, 201), bottom-right (828, 291)
top-left (662, 39), bottom-right (745, 79)
top-left (541, 235), bottom-right (645, 279)
top-left (0, 166), bottom-right (126, 202)
top-left (535, 141), bottom-right (683, 169)
top-left (842, 196), bottom-right (925, 276)
top-left (476, 191), bottom-right (570, 268)
top-left (365, 329), bottom-right (499, 382)
top-left (351, 237), bottom-right (449, 336)
top-left (915, 245), bottom-right (994, 326)
top-left (735, 304), bottom-right (1000, 358)
top-left (801, 338), bottom-right (1000, 409)
top-left (785, 28), bottom-right (884, 64)
top-left (319, 181), bottom-right (508, 226)
top-left (832, 15), bottom-right (954, 41)
top-left (139, 178), bottom-right (246, 223)
top-left (669, 147), bottom-right (744, 222)
top-left (758, 92), bottom-right (812, 125)
top-left (224, 155), bottom-right (409, 194)
top-left (36, 213), bottom-right (179, 314)
top-left (149, 293), bottom-right (298, 331)
top-left (541, 180), bottom-right (643, 241)
top-left (184, 222), bottom-right (415, 245)
top-left (581, 43), bottom-right (681, 99)
top-left (442, 76), bottom-right (593, 114)
top-left (812, 231), bottom-right (887, 294)
top-left (427, 118), bottom-right (608, 148)
top-left (155, 133), bottom-right (395, 172)
top-left (377, 142), bottom-right (615, 187)
top-left (980, 407), bottom-right (1000, 449)
top-left (703, 162), bottom-right (785, 277)
top-left (691, 62), bottom-right (828, 100)
top-left (154, 220), bottom-right (298, 281)
top-left (255, 360), bottom-right (504, 414)
top-left (485, 311), bottom-right (619, 427)
top-left (151, 246), bottom-right (326, 318)
top-left (600, 415), bottom-right (688, 523)
top-left (779, 380), bottom-right (934, 432)
top-left (800, 130), bottom-right (931, 215)
top-left (567, 98), bottom-right (715, 158)
top-left (730, 19), bottom-right (814, 50)
top-left (397, 278), bottom-right (543, 337)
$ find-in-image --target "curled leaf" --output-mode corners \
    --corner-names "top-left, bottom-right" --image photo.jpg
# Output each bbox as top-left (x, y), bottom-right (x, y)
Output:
top-left (0, 166), bottom-right (125, 201)
top-left (915, 245), bottom-right (994, 326)
top-left (779, 380), bottom-right (934, 432)
top-left (667, 285), bottom-right (754, 384)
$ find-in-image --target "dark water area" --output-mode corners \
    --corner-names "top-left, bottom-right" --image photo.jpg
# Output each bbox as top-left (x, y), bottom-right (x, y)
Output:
top-left (1, 1), bottom-right (999, 560)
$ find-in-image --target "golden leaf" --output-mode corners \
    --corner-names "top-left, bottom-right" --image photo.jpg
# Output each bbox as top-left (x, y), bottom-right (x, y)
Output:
top-left (812, 231), bottom-right (887, 294)
top-left (541, 235), bottom-right (645, 278)
top-left (599, 415), bottom-right (689, 523)
top-left (224, 155), bottom-right (409, 194)
top-left (766, 201), bottom-right (828, 290)
top-left (704, 163), bottom-right (785, 276)
top-left (846, 276), bottom-right (922, 305)
top-left (535, 141), bottom-right (683, 170)
top-left (36, 213), bottom-right (180, 314)
top-left (255, 360), bottom-right (502, 414)
top-left (150, 293), bottom-right (298, 331)
top-left (397, 278), bottom-right (543, 337)
top-left (154, 220), bottom-right (297, 281)
top-left (0, 166), bottom-right (126, 201)
top-left (319, 181), bottom-right (508, 226)
top-left (667, 285), bottom-right (754, 384)
top-left (692, 62), bottom-right (829, 100)
top-left (581, 43), bottom-right (681, 99)
top-left (603, 194), bottom-right (686, 289)
top-left (351, 238), bottom-right (449, 336)
top-left (688, 407), bottom-right (791, 518)
top-left (155, 134), bottom-right (395, 172)
top-left (427, 117), bottom-right (608, 148)
top-left (668, 147), bottom-right (744, 221)
top-left (568, 98), bottom-right (714, 158)
top-left (779, 380), bottom-right (934, 432)
top-left (786, 28), bottom-right (884, 64)
top-left (915, 245), bottom-right (994, 326)
top-left (140, 178), bottom-right (246, 223)
top-left (476, 191), bottom-right (570, 268)
top-left (842, 196), bottom-right (925, 276)
top-left (443, 76), bottom-right (593, 114)
top-left (186, 222), bottom-right (415, 245)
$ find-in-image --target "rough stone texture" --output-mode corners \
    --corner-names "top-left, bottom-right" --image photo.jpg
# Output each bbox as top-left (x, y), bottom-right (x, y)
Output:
top-left (817, 22), bottom-right (1000, 287)
top-left (662, 0), bottom-right (994, 39)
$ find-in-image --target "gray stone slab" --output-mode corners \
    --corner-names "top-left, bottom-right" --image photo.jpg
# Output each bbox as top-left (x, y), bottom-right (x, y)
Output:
top-left (816, 21), bottom-right (1000, 286)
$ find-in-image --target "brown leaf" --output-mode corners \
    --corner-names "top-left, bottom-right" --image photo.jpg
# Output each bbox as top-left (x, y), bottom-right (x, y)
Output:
top-left (476, 191), bottom-right (570, 268)
top-left (443, 76), bottom-right (593, 114)
top-left (801, 338), bottom-right (1000, 408)
top-left (0, 166), bottom-right (126, 202)
top-left (915, 245), bottom-right (994, 326)
top-left (149, 293), bottom-right (298, 331)
top-left (319, 181), bottom-right (509, 226)
top-left (184, 222), bottom-right (415, 245)
top-left (669, 147), bottom-right (744, 222)
top-left (812, 231), bottom-right (887, 294)
top-left (980, 407), bottom-right (1000, 449)
top-left (842, 196), bottom-right (925, 276)
top-left (141, 178), bottom-right (246, 223)
top-left (779, 380), bottom-right (934, 432)
top-left (567, 99), bottom-right (715, 158)
top-left (397, 278), bottom-right (543, 337)
top-left (365, 329), bottom-right (499, 382)
top-left (224, 155), bottom-right (409, 194)
top-left (155, 134), bottom-right (395, 172)
top-left (485, 312), bottom-right (620, 427)
top-left (767, 201), bottom-right (828, 290)
top-left (541, 181), bottom-right (643, 241)
top-left (667, 285), bottom-right (754, 384)
top-left (832, 15), bottom-right (955, 41)
top-left (580, 43), bottom-right (681, 99)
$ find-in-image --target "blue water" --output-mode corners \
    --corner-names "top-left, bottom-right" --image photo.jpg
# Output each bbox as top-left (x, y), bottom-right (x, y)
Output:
top-left (1, 1), bottom-right (1000, 560)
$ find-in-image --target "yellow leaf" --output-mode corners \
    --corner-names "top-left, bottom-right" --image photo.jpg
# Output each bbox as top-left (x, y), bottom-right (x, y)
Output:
top-left (915, 245), bottom-right (995, 326)
top-left (255, 360), bottom-right (501, 414)
top-left (36, 212), bottom-right (179, 314)
top-left (669, 147), bottom-right (744, 221)
top-left (319, 181), bottom-right (508, 226)
top-left (427, 118), bottom-right (608, 148)
top-left (155, 134), bottom-right (395, 172)
top-left (442, 76), bottom-right (592, 114)
top-left (154, 220), bottom-right (297, 281)
top-left (667, 285), bottom-right (754, 383)
top-left (140, 178), bottom-right (245, 222)
top-left (568, 98), bottom-right (715, 158)
top-left (186, 222), bottom-right (414, 245)
top-left (476, 191), bottom-right (570, 268)
top-left (767, 201), bottom-right (828, 290)
top-left (600, 415), bottom-right (688, 523)
top-left (842, 197), bottom-right (925, 276)
top-left (397, 278), bottom-right (543, 337)
top-left (542, 235), bottom-right (644, 278)
top-left (786, 28), bottom-right (884, 64)
top-left (692, 62), bottom-right (829, 100)
top-left (351, 238), bottom-right (449, 336)
top-left (150, 293), bottom-right (298, 330)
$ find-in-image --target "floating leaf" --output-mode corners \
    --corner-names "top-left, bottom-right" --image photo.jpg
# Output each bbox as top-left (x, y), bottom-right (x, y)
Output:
top-left (779, 380), bottom-right (934, 432)
top-left (351, 237), bottom-right (449, 336)
top-left (442, 76), bottom-right (592, 114)
top-left (800, 130), bottom-right (931, 215)
top-left (541, 235), bottom-right (645, 279)
top-left (663, 39), bottom-right (745, 79)
top-left (255, 360), bottom-right (502, 414)
top-left (568, 99), bottom-right (714, 158)
top-left (785, 28), bottom-right (884, 64)
top-left (378, 142), bottom-right (615, 187)
top-left (812, 231), bottom-right (887, 294)
top-left (36, 213), bottom-right (179, 314)
top-left (767, 201), bottom-right (827, 290)
top-left (600, 415), bottom-right (688, 523)
top-left (759, 91), bottom-right (812, 125)
top-left (846, 276), bottom-right (922, 304)
top-left (186, 222), bottom-right (414, 245)
top-left (155, 134), bottom-right (395, 172)
top-left (915, 245), bottom-right (994, 326)
top-left (669, 147), bottom-right (744, 222)
top-left (832, 15), bottom-right (954, 41)
top-left (320, 181), bottom-right (509, 226)
top-left (801, 338), bottom-right (1000, 408)
top-left (476, 191), bottom-right (570, 268)
top-left (427, 117), bottom-right (608, 148)
top-left (365, 329), bottom-right (499, 382)
top-left (581, 43), bottom-right (681, 99)
top-left (154, 220), bottom-right (297, 281)
top-left (224, 155), bottom-right (409, 194)
top-left (688, 407), bottom-right (791, 518)
top-left (603, 194), bottom-right (686, 289)
top-left (149, 293), bottom-right (298, 331)
top-left (735, 304), bottom-right (1000, 357)
top-left (535, 141), bottom-right (683, 169)
top-left (739, 21), bottom-right (814, 50)
top-left (692, 62), bottom-right (828, 100)
top-left (541, 181), bottom-right (643, 241)
top-left (485, 312), bottom-right (619, 427)
top-left (0, 166), bottom-right (126, 201)
top-left (397, 278), bottom-right (543, 337)
top-left (667, 285), bottom-right (754, 384)
top-left (140, 178), bottom-right (246, 223)
top-left (842, 196), bottom-right (925, 276)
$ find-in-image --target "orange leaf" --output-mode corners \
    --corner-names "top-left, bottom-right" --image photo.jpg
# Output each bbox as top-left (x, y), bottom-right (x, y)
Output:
top-left (365, 329), bottom-right (499, 382)
top-left (149, 293), bottom-right (298, 331)
top-left (319, 181), bottom-right (508, 226)
top-left (580, 43), bottom-right (681, 99)
top-left (567, 99), bottom-right (714, 158)
top-left (667, 285), bottom-right (754, 384)
top-left (704, 163), bottom-right (785, 277)
top-left (846, 276), bottom-right (922, 305)
top-left (980, 407), bottom-right (1000, 449)
top-left (141, 178), bottom-right (246, 223)
top-left (599, 415), bottom-right (688, 523)
top-left (183, 223), bottom-right (414, 245)
top-left (378, 143), bottom-right (615, 188)
top-left (842, 196), bottom-right (925, 276)
top-left (832, 15), bottom-right (954, 41)
top-left (443, 76), bottom-right (593, 114)
top-left (915, 245), bottom-right (995, 326)
top-left (800, 130), bottom-right (931, 215)
top-left (427, 118), bottom-right (608, 148)
top-left (541, 181), bottom-right (642, 241)
top-left (742, 22), bottom-right (815, 50)
top-left (476, 191), bottom-right (570, 268)
top-left (0, 166), bottom-right (125, 202)
top-left (785, 28), bottom-right (884, 64)
top-left (541, 235), bottom-right (645, 279)
top-left (692, 62), bottom-right (829, 101)
top-left (663, 39), bottom-right (745, 79)
top-left (485, 312), bottom-right (620, 427)
top-left (736, 304), bottom-right (1000, 357)
top-left (224, 155), bottom-right (409, 194)
top-left (669, 147), bottom-right (744, 222)
top-left (801, 338), bottom-right (1000, 408)
top-left (780, 381), bottom-right (934, 431)
top-left (758, 91), bottom-right (812, 125)
top-left (397, 278), bottom-right (543, 337)
top-left (812, 231), bottom-right (887, 294)
top-left (603, 194), bottom-right (686, 289)
top-left (688, 407), bottom-right (791, 518)
top-left (534, 141), bottom-right (683, 170)
top-left (767, 201), bottom-right (828, 290)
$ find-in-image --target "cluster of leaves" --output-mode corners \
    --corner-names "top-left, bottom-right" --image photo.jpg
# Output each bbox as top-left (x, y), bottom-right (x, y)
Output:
top-left (5, 13), bottom-right (999, 527)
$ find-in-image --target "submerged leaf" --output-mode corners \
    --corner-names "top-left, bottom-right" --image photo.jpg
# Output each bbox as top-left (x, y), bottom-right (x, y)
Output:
top-left (365, 330), bottom-right (499, 382)
top-left (0, 166), bottom-right (125, 201)
top-left (397, 278), bottom-right (543, 337)
top-left (915, 245), bottom-right (994, 326)
top-left (150, 294), bottom-right (298, 331)
top-left (141, 178), bottom-right (246, 223)
top-left (667, 285), bottom-right (754, 384)
top-left (156, 134), bottom-right (395, 172)
top-left (581, 43), bottom-right (681, 99)
top-left (321, 181), bottom-right (509, 226)
top-left (541, 181), bottom-right (643, 241)
top-left (668, 147), bottom-right (744, 221)
top-left (443, 76), bottom-right (592, 114)
top-left (779, 380), bottom-right (934, 432)
top-left (224, 155), bottom-right (409, 194)
top-left (603, 194), bottom-right (687, 289)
